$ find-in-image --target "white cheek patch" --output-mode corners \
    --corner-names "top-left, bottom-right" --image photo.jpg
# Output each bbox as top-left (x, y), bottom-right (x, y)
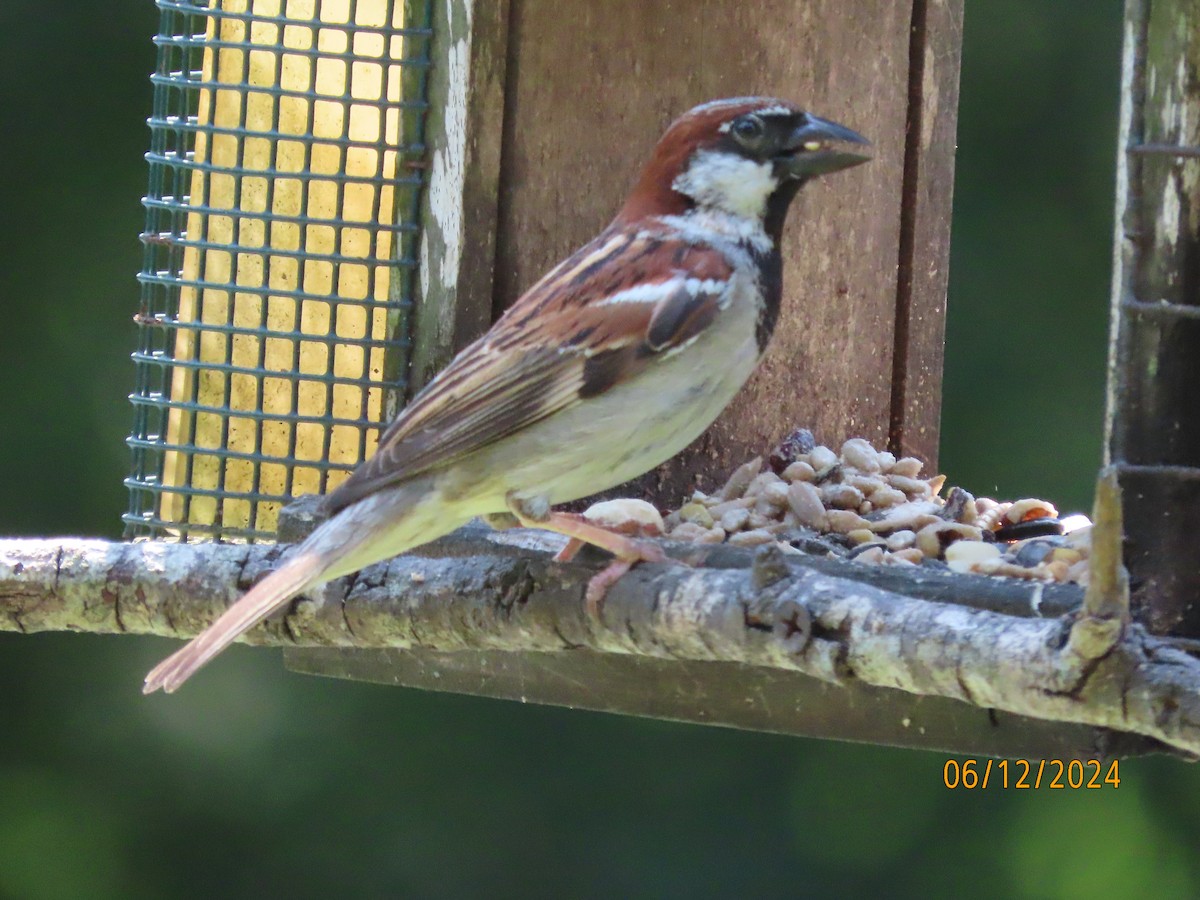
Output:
top-left (672, 150), bottom-right (778, 220)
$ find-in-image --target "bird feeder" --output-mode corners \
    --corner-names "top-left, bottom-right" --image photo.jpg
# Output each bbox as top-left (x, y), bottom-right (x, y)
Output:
top-left (126, 0), bottom-right (432, 541)
top-left (120, 0), bottom-right (994, 749)
top-left (8, 0), bottom-right (1200, 791)
top-left (126, 0), bottom-right (960, 544)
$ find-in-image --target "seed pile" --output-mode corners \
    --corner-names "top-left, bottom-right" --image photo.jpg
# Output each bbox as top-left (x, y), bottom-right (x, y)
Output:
top-left (589, 430), bottom-right (1092, 585)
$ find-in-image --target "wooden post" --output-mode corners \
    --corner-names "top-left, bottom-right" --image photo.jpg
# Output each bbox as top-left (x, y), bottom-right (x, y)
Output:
top-left (890, 0), bottom-right (963, 464)
top-left (1106, 0), bottom-right (1200, 636)
top-left (407, 0), bottom-right (511, 395)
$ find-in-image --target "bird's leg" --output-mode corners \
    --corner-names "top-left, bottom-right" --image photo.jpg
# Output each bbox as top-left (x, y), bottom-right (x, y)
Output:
top-left (505, 494), bottom-right (667, 614)
top-left (504, 495), bottom-right (667, 562)
top-left (484, 510), bottom-right (586, 562)
top-left (552, 537), bottom-right (587, 564)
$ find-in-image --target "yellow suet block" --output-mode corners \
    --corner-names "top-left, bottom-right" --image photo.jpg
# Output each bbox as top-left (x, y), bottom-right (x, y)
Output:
top-left (162, 0), bottom-right (411, 538)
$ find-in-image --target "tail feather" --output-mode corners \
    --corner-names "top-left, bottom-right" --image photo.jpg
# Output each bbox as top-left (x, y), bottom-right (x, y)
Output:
top-left (143, 550), bottom-right (327, 694)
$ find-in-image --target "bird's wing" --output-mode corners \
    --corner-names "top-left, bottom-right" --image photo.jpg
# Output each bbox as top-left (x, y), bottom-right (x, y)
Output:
top-left (322, 228), bottom-right (733, 513)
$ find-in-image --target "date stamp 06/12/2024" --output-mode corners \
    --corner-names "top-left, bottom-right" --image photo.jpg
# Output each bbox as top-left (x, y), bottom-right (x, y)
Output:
top-left (942, 759), bottom-right (1122, 790)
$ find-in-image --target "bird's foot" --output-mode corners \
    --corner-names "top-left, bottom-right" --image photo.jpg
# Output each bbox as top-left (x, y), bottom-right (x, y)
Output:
top-left (505, 495), bottom-right (672, 615)
top-left (583, 541), bottom-right (670, 617)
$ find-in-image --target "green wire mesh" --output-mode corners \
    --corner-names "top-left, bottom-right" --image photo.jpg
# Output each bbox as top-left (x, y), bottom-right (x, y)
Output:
top-left (126, 0), bottom-right (432, 542)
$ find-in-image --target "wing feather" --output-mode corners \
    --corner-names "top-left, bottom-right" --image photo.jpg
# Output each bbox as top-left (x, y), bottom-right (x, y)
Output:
top-left (322, 228), bottom-right (734, 513)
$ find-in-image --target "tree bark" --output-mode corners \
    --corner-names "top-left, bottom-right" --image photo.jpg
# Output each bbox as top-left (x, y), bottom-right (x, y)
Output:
top-left (3, 525), bottom-right (1198, 758)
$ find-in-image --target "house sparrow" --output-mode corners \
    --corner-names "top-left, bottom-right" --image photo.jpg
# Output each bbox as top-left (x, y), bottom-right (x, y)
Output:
top-left (143, 97), bottom-right (870, 693)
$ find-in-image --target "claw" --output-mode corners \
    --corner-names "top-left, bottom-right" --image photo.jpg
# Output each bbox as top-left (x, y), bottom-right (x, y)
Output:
top-left (585, 560), bottom-right (634, 616)
top-left (584, 540), bottom-right (667, 618)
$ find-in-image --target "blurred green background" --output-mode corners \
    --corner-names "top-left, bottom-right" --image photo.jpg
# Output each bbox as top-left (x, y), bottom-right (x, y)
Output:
top-left (2, 1), bottom-right (1197, 897)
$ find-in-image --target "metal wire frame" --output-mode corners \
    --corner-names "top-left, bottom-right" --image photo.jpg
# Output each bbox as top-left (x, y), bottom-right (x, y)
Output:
top-left (125, 0), bottom-right (433, 542)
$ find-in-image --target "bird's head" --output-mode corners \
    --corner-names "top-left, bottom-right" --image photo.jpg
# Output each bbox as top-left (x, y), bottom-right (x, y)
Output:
top-left (616, 97), bottom-right (871, 240)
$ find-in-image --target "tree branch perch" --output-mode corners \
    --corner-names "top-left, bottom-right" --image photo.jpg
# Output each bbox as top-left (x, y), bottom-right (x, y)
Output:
top-left (2, 526), bottom-right (1198, 757)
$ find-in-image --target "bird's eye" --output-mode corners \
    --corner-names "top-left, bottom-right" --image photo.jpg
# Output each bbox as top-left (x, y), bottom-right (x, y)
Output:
top-left (731, 116), bottom-right (764, 143)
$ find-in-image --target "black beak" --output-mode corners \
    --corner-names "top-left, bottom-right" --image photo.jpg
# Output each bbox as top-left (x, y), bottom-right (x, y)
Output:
top-left (781, 114), bottom-right (872, 179)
